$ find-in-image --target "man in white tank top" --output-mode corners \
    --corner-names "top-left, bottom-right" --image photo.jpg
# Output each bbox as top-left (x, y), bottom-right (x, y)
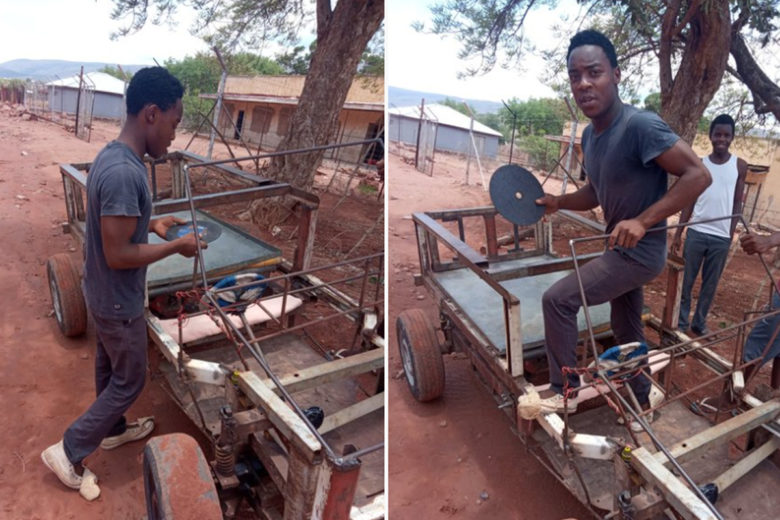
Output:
top-left (672, 114), bottom-right (747, 335)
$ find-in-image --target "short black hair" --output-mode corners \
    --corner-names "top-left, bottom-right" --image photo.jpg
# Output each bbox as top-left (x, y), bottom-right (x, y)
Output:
top-left (125, 66), bottom-right (184, 116)
top-left (567, 29), bottom-right (618, 68)
top-left (709, 114), bottom-right (735, 136)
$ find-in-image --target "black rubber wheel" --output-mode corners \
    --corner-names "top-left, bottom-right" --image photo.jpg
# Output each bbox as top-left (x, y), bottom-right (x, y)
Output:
top-left (47, 253), bottom-right (87, 337)
top-left (143, 434), bottom-right (222, 520)
top-left (396, 309), bottom-right (445, 402)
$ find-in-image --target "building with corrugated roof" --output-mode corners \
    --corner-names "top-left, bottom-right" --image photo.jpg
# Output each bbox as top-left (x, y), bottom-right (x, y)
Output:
top-left (201, 75), bottom-right (384, 164)
top-left (388, 103), bottom-right (503, 159)
top-left (46, 72), bottom-right (126, 120)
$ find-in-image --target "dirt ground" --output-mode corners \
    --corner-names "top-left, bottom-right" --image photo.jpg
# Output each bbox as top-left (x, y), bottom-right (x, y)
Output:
top-left (0, 105), bottom-right (383, 519)
top-left (386, 145), bottom-right (775, 519)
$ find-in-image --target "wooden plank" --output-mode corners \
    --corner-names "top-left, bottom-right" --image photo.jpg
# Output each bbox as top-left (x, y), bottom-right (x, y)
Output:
top-left (662, 258), bottom-right (684, 330)
top-left (713, 436), bottom-right (780, 492)
top-left (266, 348), bottom-right (384, 395)
top-left (319, 393), bottom-right (384, 435)
top-left (506, 300), bottom-right (524, 377)
top-left (294, 205), bottom-right (317, 271)
top-left (238, 371), bottom-right (322, 462)
top-left (653, 398), bottom-right (780, 466)
top-left (284, 444), bottom-right (321, 520)
top-left (483, 214), bottom-right (498, 258)
top-left (630, 446), bottom-right (719, 520)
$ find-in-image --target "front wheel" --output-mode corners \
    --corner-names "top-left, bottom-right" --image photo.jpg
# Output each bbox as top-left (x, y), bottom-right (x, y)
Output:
top-left (396, 309), bottom-right (445, 402)
top-left (143, 433), bottom-right (222, 520)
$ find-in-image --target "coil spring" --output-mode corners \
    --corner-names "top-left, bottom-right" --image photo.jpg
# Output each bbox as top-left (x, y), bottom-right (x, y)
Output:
top-left (215, 443), bottom-right (235, 476)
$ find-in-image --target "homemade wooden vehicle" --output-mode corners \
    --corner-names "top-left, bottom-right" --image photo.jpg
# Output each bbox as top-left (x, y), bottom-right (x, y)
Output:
top-left (398, 205), bottom-right (780, 519)
top-left (48, 143), bottom-right (385, 520)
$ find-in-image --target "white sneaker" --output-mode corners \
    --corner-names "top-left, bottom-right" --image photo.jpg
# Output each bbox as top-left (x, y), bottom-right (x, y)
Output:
top-left (41, 440), bottom-right (82, 489)
top-left (539, 392), bottom-right (578, 414)
top-left (100, 416), bottom-right (154, 450)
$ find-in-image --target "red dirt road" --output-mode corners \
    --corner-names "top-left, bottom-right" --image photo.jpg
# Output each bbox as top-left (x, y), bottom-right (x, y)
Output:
top-left (0, 108), bottom-right (216, 519)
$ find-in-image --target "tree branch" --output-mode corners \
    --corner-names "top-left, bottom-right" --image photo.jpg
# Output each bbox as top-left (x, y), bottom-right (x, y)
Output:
top-left (316, 0), bottom-right (332, 41)
top-left (730, 31), bottom-right (780, 117)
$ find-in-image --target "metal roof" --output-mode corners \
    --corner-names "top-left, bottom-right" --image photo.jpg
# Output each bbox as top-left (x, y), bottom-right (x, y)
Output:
top-left (46, 72), bottom-right (126, 96)
top-left (388, 103), bottom-right (503, 137)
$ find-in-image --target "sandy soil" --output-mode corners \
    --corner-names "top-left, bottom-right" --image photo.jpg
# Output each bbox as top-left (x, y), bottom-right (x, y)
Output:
top-left (0, 105), bottom-right (383, 519)
top-left (386, 145), bottom-right (775, 519)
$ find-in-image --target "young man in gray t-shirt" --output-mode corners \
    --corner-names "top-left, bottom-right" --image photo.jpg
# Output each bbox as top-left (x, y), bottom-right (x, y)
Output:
top-left (528, 30), bottom-right (711, 421)
top-left (42, 67), bottom-right (205, 499)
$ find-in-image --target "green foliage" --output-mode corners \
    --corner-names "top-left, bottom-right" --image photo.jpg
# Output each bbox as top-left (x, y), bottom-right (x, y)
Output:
top-left (501, 97), bottom-right (568, 138)
top-left (277, 44), bottom-right (313, 74)
top-left (518, 134), bottom-right (559, 172)
top-left (99, 65), bottom-right (133, 82)
top-left (476, 112), bottom-right (506, 139)
top-left (359, 27), bottom-right (384, 76)
top-left (440, 97), bottom-right (474, 116)
top-left (643, 92), bottom-right (661, 114)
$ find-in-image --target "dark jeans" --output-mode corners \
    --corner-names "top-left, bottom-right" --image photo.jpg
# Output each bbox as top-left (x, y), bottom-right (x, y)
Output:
top-left (542, 249), bottom-right (662, 403)
top-left (744, 292), bottom-right (780, 365)
top-left (678, 228), bottom-right (731, 332)
top-left (63, 313), bottom-right (147, 464)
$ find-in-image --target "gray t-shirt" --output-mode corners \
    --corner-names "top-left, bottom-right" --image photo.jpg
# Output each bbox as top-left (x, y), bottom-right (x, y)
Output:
top-left (582, 103), bottom-right (679, 272)
top-left (83, 141), bottom-right (151, 320)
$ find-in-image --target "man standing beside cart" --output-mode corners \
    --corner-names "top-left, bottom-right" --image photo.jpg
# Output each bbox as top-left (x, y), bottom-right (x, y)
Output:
top-left (672, 113), bottom-right (747, 337)
top-left (41, 67), bottom-right (205, 500)
top-left (531, 30), bottom-right (711, 415)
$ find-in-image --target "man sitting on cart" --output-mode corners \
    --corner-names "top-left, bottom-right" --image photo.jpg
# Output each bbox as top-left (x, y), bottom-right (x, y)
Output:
top-left (41, 67), bottom-right (205, 500)
top-left (533, 30), bottom-right (710, 415)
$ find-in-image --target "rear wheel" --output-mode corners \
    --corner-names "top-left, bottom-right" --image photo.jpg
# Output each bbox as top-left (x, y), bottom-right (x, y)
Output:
top-left (143, 433), bottom-right (222, 520)
top-left (47, 253), bottom-right (87, 337)
top-left (396, 309), bottom-right (445, 402)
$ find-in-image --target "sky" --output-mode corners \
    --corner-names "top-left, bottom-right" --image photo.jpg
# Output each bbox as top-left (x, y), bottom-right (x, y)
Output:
top-left (0, 0), bottom-right (211, 65)
top-left (387, 0), bottom-right (581, 104)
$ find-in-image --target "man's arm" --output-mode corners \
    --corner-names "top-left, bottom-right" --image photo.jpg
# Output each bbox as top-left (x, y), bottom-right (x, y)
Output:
top-left (731, 158), bottom-right (748, 237)
top-left (610, 140), bottom-right (711, 248)
top-left (535, 182), bottom-right (599, 215)
top-left (102, 216), bottom-right (204, 270)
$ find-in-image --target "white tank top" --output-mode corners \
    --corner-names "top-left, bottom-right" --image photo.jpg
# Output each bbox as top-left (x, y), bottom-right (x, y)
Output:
top-left (689, 154), bottom-right (738, 238)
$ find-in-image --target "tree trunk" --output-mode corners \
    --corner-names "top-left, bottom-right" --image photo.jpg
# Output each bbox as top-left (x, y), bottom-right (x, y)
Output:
top-left (659, 1), bottom-right (731, 143)
top-left (270, 0), bottom-right (384, 191)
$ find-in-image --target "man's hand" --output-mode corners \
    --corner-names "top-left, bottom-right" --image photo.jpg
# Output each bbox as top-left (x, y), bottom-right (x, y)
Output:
top-left (150, 216), bottom-right (185, 239)
top-left (175, 232), bottom-right (208, 257)
top-left (670, 230), bottom-right (684, 257)
top-left (740, 233), bottom-right (773, 255)
top-left (535, 194), bottom-right (560, 215)
top-left (609, 219), bottom-right (646, 249)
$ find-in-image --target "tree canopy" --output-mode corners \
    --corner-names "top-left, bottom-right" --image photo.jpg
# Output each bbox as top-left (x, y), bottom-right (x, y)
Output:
top-left (421, 0), bottom-right (780, 142)
top-left (110, 0), bottom-right (384, 194)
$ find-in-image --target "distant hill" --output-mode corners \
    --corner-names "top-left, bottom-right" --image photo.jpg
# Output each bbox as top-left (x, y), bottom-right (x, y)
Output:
top-left (0, 59), bottom-right (148, 81)
top-left (389, 86), bottom-right (503, 114)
